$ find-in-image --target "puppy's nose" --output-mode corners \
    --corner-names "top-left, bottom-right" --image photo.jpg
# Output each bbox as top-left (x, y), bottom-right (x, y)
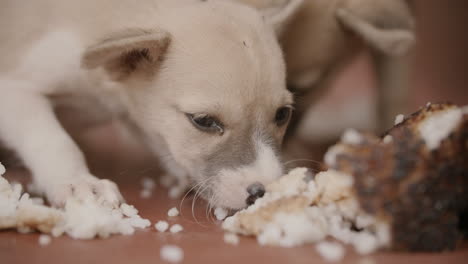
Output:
top-left (246, 182), bottom-right (265, 206)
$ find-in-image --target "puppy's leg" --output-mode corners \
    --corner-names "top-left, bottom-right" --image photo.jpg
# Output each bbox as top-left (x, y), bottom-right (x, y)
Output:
top-left (0, 80), bottom-right (123, 207)
top-left (372, 52), bottom-right (411, 132)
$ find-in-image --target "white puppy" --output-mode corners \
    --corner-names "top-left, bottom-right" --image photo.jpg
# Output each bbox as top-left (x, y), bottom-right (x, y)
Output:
top-left (0, 0), bottom-right (302, 209)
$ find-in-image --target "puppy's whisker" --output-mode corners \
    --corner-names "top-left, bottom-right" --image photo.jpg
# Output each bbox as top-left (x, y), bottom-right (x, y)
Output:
top-left (191, 189), bottom-right (201, 226)
top-left (203, 186), bottom-right (211, 220)
top-left (210, 195), bottom-right (218, 223)
top-left (192, 183), bottom-right (212, 227)
top-left (178, 179), bottom-right (205, 216)
top-left (194, 182), bottom-right (211, 213)
top-left (206, 191), bottom-right (217, 223)
top-left (205, 194), bottom-right (211, 222)
top-left (191, 179), bottom-right (211, 223)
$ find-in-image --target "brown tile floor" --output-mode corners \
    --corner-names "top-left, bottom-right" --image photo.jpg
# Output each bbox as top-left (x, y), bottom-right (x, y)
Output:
top-left (1, 127), bottom-right (468, 264)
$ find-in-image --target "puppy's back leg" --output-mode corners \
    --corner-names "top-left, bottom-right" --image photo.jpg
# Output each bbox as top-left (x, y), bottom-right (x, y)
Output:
top-left (0, 80), bottom-right (123, 207)
top-left (372, 53), bottom-right (411, 132)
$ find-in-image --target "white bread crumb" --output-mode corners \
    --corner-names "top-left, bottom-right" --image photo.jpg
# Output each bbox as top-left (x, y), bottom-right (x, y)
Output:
top-left (382, 135), bottom-right (393, 144)
top-left (223, 233), bottom-right (240, 245)
top-left (155, 221), bottom-right (169, 232)
top-left (341, 129), bottom-right (363, 145)
top-left (0, 162), bottom-right (5, 176)
top-left (38, 234), bottom-right (52, 246)
top-left (324, 145), bottom-right (346, 167)
top-left (214, 207), bottom-right (228, 220)
top-left (120, 203), bottom-right (138, 217)
top-left (168, 187), bottom-right (183, 199)
top-left (394, 114), bottom-right (405, 125)
top-left (167, 207), bottom-right (179, 217)
top-left (352, 232), bottom-right (379, 255)
top-left (141, 177), bottom-right (156, 190)
top-left (315, 241), bottom-right (345, 262)
top-left (418, 108), bottom-right (462, 150)
top-left (160, 245), bottom-right (184, 263)
top-left (140, 189), bottom-right (152, 199)
top-left (129, 216), bottom-right (151, 229)
top-left (169, 224), bottom-right (183, 233)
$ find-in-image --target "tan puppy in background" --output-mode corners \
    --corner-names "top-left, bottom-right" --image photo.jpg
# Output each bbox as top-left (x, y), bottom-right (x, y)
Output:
top-left (236, 0), bottom-right (415, 137)
top-left (0, 0), bottom-right (303, 210)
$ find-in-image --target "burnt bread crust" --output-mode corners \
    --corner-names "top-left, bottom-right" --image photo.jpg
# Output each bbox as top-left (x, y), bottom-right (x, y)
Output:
top-left (330, 104), bottom-right (467, 251)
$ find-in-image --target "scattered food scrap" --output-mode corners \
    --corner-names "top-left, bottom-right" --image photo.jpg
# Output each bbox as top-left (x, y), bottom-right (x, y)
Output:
top-left (0, 162), bottom-right (151, 239)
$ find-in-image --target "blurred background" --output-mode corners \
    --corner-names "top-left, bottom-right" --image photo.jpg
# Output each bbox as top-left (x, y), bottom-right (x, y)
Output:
top-left (286, 0), bottom-right (468, 166)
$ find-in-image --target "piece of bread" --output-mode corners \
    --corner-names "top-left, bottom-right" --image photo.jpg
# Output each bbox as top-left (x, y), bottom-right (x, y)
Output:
top-left (328, 103), bottom-right (468, 251)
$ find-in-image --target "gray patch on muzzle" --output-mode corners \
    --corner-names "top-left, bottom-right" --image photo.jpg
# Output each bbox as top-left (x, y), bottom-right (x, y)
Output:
top-left (204, 133), bottom-right (256, 177)
top-left (203, 127), bottom-right (281, 178)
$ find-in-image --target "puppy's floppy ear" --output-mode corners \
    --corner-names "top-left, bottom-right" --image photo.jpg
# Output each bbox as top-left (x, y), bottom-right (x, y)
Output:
top-left (81, 28), bottom-right (171, 81)
top-left (336, 2), bottom-right (415, 56)
top-left (238, 0), bottom-right (304, 36)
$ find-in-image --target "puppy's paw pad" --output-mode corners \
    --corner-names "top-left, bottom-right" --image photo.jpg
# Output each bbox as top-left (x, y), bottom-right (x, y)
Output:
top-left (46, 176), bottom-right (123, 208)
top-left (92, 179), bottom-right (124, 208)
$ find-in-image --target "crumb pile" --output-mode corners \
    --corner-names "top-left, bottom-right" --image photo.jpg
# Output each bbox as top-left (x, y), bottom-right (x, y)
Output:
top-left (223, 103), bottom-right (468, 254)
top-left (0, 162), bottom-right (150, 239)
top-left (223, 167), bottom-right (387, 254)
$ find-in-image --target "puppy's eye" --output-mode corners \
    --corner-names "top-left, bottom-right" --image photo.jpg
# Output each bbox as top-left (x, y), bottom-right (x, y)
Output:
top-left (275, 106), bottom-right (292, 126)
top-left (186, 113), bottom-right (224, 134)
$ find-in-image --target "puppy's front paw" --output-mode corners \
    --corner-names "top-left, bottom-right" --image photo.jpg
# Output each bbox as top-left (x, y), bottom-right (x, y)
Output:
top-left (44, 175), bottom-right (124, 208)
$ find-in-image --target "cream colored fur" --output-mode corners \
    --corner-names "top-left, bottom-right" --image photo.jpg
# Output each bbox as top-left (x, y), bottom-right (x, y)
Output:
top-left (0, 0), bottom-right (299, 209)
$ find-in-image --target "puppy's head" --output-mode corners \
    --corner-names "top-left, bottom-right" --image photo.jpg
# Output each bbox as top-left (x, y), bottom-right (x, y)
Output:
top-left (82, 0), bottom-right (301, 209)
